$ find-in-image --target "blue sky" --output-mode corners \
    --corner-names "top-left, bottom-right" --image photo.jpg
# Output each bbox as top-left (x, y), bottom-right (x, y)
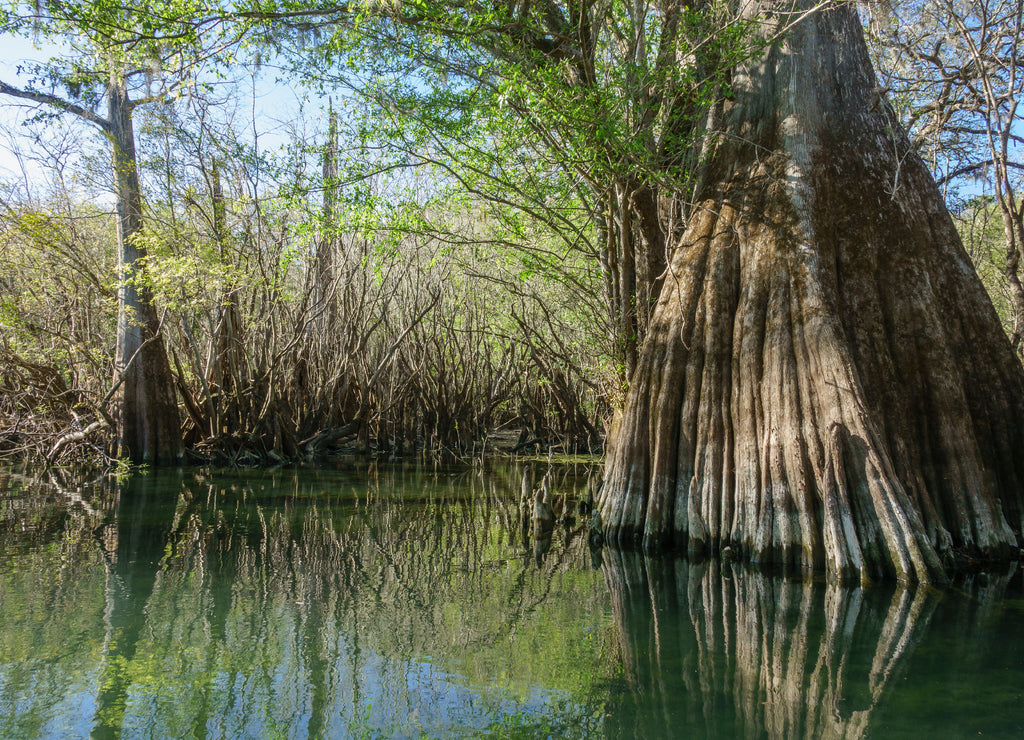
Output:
top-left (0, 33), bottom-right (327, 201)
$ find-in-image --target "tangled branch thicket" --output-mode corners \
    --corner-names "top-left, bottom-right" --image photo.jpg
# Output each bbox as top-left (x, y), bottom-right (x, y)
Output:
top-left (0, 172), bottom-right (610, 465)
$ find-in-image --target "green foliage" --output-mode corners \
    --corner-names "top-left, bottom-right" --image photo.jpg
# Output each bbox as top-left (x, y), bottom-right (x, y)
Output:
top-left (0, 198), bottom-right (117, 370)
top-left (244, 0), bottom-right (769, 395)
top-left (956, 195), bottom-right (1017, 338)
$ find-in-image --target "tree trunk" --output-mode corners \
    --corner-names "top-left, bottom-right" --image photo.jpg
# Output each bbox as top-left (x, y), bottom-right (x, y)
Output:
top-left (314, 104), bottom-right (340, 333)
top-left (599, 0), bottom-right (1024, 584)
top-left (205, 159), bottom-right (249, 435)
top-left (109, 79), bottom-right (183, 465)
top-left (603, 180), bottom-right (670, 384)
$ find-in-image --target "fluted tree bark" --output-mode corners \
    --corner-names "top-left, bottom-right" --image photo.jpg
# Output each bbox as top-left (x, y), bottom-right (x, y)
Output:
top-left (599, 0), bottom-right (1024, 584)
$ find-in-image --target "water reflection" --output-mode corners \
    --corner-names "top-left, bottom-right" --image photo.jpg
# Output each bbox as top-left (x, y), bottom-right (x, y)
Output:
top-left (1, 466), bottom-right (1022, 738)
top-left (1, 465), bottom-right (614, 739)
top-left (605, 553), bottom-right (925, 738)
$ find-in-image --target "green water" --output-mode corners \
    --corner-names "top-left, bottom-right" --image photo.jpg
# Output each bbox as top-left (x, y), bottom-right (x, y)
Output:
top-left (0, 463), bottom-right (1022, 739)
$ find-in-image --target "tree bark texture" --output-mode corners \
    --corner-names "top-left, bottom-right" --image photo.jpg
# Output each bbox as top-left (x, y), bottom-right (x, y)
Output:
top-left (599, 0), bottom-right (1024, 583)
top-left (109, 81), bottom-right (183, 465)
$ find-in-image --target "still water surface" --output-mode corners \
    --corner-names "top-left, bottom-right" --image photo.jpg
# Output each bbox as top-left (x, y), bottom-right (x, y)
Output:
top-left (1, 463), bottom-right (1022, 739)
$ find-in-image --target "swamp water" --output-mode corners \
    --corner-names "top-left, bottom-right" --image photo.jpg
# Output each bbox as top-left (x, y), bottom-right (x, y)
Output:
top-left (1, 463), bottom-right (1022, 739)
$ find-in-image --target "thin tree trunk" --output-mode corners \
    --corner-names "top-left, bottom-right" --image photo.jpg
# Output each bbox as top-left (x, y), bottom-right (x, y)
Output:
top-left (316, 104), bottom-right (340, 332)
top-left (0, 73), bottom-right (183, 464)
top-left (599, 0), bottom-right (1024, 584)
top-left (109, 79), bottom-right (182, 465)
top-left (204, 158), bottom-right (250, 439)
top-left (614, 181), bottom-right (639, 380)
top-left (605, 180), bottom-right (668, 384)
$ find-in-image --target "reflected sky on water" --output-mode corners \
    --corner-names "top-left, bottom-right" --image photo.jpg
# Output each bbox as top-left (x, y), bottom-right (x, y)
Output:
top-left (1, 463), bottom-right (1022, 738)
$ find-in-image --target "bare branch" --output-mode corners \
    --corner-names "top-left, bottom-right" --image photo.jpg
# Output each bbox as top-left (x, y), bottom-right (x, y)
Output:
top-left (0, 79), bottom-right (111, 131)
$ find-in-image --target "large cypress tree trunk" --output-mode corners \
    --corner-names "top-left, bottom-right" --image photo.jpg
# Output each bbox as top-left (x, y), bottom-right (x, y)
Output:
top-left (109, 80), bottom-right (183, 465)
top-left (599, 0), bottom-right (1024, 583)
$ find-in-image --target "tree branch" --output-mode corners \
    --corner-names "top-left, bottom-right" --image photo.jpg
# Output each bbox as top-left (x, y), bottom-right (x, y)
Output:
top-left (937, 158), bottom-right (1024, 187)
top-left (0, 79), bottom-right (111, 131)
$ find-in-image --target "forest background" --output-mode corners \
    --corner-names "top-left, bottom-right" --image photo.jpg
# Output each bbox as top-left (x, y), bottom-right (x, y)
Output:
top-left (0, 0), bottom-right (1021, 469)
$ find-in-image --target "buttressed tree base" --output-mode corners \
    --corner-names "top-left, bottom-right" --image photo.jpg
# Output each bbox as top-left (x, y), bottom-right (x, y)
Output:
top-left (599, 0), bottom-right (1024, 584)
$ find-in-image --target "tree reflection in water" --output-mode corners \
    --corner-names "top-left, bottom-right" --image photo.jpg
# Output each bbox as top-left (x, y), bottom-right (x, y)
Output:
top-left (2, 465), bottom-right (617, 738)
top-left (601, 550), bottom-right (1020, 739)
top-left (1, 466), bottom-right (1022, 738)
